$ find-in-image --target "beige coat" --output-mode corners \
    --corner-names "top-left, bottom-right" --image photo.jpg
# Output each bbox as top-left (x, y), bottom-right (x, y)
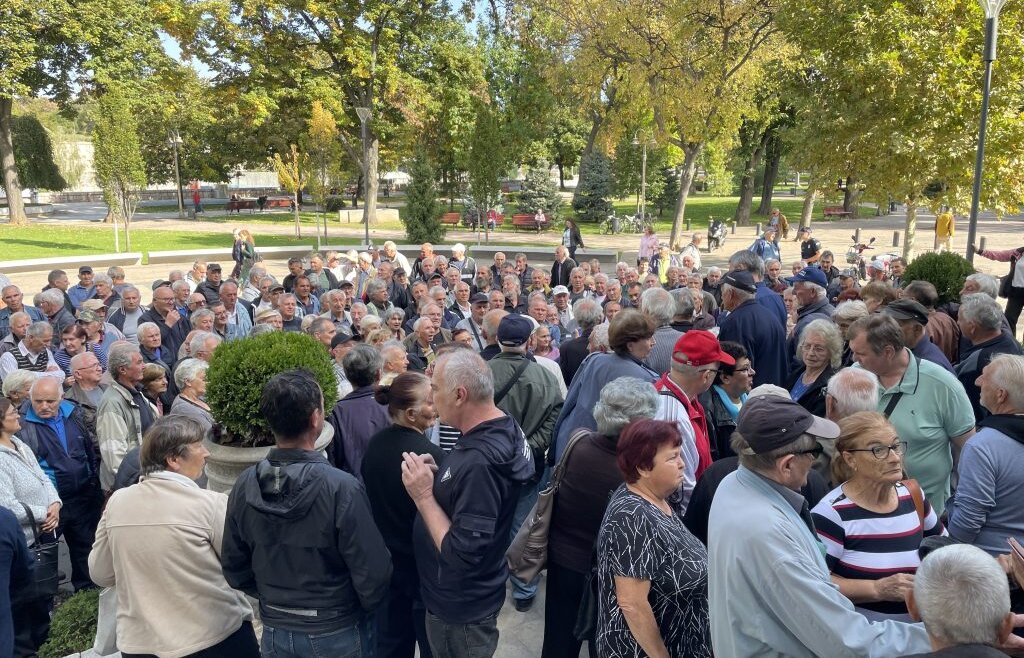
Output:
top-left (88, 473), bottom-right (252, 658)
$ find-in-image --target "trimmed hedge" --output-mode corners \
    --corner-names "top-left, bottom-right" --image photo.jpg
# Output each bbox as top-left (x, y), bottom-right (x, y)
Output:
top-left (903, 251), bottom-right (976, 306)
top-left (206, 331), bottom-right (338, 447)
top-left (39, 588), bottom-right (99, 658)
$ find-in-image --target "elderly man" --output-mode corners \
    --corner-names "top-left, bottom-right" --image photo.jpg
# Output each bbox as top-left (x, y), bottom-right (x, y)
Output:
top-left (412, 242), bottom-right (436, 281)
top-left (718, 270), bottom-right (788, 388)
top-left (327, 345), bottom-right (391, 480)
top-left (354, 252), bottom-right (376, 299)
top-left (708, 395), bottom-right (930, 657)
top-left (43, 269), bottom-right (76, 314)
top-left (140, 284), bottom-right (191, 356)
top-left (97, 343), bottom-right (154, 491)
top-left (321, 289), bottom-right (353, 333)
top-left (904, 545), bottom-right (1022, 657)
top-left (222, 370), bottom-right (391, 658)
top-left (448, 281), bottom-right (472, 323)
top-left (402, 349), bottom-right (534, 658)
top-left (0, 285), bottom-right (45, 337)
top-left (559, 299), bottom-right (603, 386)
top-left (728, 250), bottom-right (787, 330)
top-left (64, 351), bottom-right (107, 437)
top-left (240, 265), bottom-right (266, 302)
top-left (678, 233), bottom-right (703, 271)
top-left (18, 377), bottom-right (102, 591)
top-left (185, 260), bottom-right (207, 293)
top-left (37, 288), bottom-right (76, 348)
top-left (848, 315), bottom-right (975, 515)
top-left (217, 280), bottom-right (253, 334)
top-left (188, 331), bottom-right (222, 363)
top-left (956, 293), bottom-right (1024, 421)
top-left (550, 245), bottom-right (576, 289)
top-left (306, 252), bottom-right (340, 293)
top-left (292, 275), bottom-right (320, 316)
top-left (903, 281), bottom-right (960, 365)
top-left (488, 314), bottom-right (563, 611)
top-left (405, 317), bottom-right (441, 372)
top-left (195, 262), bottom-right (223, 304)
top-left (0, 311), bottom-right (31, 357)
top-left (330, 331), bottom-right (356, 398)
top-left (209, 301), bottom-right (243, 342)
top-left (946, 354), bottom-right (1024, 555)
top-left (379, 341), bottom-right (409, 385)
top-left (551, 286), bottom-right (577, 337)
top-left (365, 279), bottom-right (393, 318)
top-left (138, 321), bottom-right (175, 374)
top-left (881, 299), bottom-right (955, 374)
top-left (171, 280), bottom-right (192, 317)
top-left (787, 267), bottom-right (835, 367)
top-left (307, 317), bottom-right (337, 350)
top-left (67, 266), bottom-right (96, 311)
top-left (278, 294), bottom-right (303, 332)
top-left (455, 292), bottom-right (490, 352)
top-left (107, 285), bottom-right (145, 345)
top-left (381, 240), bottom-right (411, 275)
top-left (639, 287), bottom-right (684, 375)
top-left (0, 320), bottom-right (64, 383)
top-left (449, 243), bottom-right (477, 284)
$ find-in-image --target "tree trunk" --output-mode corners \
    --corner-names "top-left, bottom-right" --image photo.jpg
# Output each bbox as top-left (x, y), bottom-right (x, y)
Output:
top-left (122, 195), bottom-right (132, 252)
top-left (903, 197), bottom-right (918, 261)
top-left (0, 98), bottom-right (26, 226)
top-left (293, 190), bottom-right (301, 238)
top-left (843, 176), bottom-right (856, 214)
top-left (363, 135), bottom-right (379, 226)
top-left (800, 187), bottom-right (817, 230)
top-left (669, 142), bottom-right (703, 249)
top-left (733, 127), bottom-right (769, 226)
top-left (558, 162), bottom-right (566, 190)
top-left (756, 133), bottom-right (782, 215)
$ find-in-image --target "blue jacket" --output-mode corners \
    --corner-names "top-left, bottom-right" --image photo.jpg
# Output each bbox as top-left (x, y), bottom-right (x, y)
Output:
top-left (718, 299), bottom-right (789, 388)
top-left (787, 297), bottom-right (834, 368)
top-left (18, 400), bottom-right (99, 497)
top-left (755, 282), bottom-right (788, 331)
top-left (0, 506), bottom-right (33, 658)
top-left (326, 387), bottom-right (391, 481)
top-left (0, 305), bottom-right (45, 338)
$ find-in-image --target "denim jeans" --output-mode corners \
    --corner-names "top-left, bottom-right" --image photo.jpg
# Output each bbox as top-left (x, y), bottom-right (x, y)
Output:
top-left (508, 465), bottom-right (550, 601)
top-left (261, 617), bottom-right (376, 658)
top-left (424, 611), bottom-right (498, 658)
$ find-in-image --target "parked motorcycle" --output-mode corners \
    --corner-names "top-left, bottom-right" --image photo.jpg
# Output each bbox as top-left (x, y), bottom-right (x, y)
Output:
top-left (707, 217), bottom-right (727, 251)
top-left (846, 235), bottom-right (876, 280)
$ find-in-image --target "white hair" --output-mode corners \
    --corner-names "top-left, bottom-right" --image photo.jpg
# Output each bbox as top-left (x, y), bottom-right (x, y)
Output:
top-left (965, 273), bottom-right (1000, 299)
top-left (38, 289), bottom-right (64, 308)
top-left (826, 367), bottom-right (880, 416)
top-left (914, 544), bottom-right (1010, 645)
top-left (436, 349), bottom-right (494, 403)
top-left (593, 377), bottom-right (660, 436)
top-left (174, 358), bottom-right (209, 390)
top-left (639, 287), bottom-right (675, 326)
top-left (988, 353), bottom-right (1024, 411)
top-left (796, 319), bottom-right (843, 369)
top-left (960, 293), bottom-right (1004, 332)
top-left (2, 370), bottom-right (37, 397)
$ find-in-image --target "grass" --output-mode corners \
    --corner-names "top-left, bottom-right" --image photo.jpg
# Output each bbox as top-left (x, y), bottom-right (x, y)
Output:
top-left (0, 224), bottom-right (359, 261)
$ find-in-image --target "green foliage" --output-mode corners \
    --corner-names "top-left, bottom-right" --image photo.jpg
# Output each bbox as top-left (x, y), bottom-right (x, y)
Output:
top-left (93, 86), bottom-right (146, 251)
top-left (39, 588), bottom-right (100, 658)
top-left (517, 160), bottom-right (563, 217)
top-left (611, 133), bottom-right (667, 202)
top-left (903, 252), bottom-right (976, 307)
top-left (401, 151), bottom-right (445, 244)
top-left (464, 102), bottom-right (505, 220)
top-left (325, 197), bottom-right (349, 212)
top-left (11, 115), bottom-right (67, 191)
top-left (545, 108), bottom-right (589, 188)
top-left (572, 151), bottom-right (613, 223)
top-left (206, 332), bottom-right (338, 447)
top-left (653, 168), bottom-right (681, 217)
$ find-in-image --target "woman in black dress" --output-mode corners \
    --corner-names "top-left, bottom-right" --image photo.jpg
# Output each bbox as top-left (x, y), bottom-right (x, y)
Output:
top-left (597, 419), bottom-right (711, 658)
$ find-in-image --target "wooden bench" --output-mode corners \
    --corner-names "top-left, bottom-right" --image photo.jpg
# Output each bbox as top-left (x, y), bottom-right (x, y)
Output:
top-left (263, 197), bottom-right (292, 209)
top-left (824, 205), bottom-right (852, 219)
top-left (226, 199), bottom-right (257, 213)
top-left (511, 214), bottom-right (549, 232)
top-left (441, 212), bottom-right (462, 226)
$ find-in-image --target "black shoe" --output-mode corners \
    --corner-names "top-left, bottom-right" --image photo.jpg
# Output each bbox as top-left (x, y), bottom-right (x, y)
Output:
top-left (514, 596), bottom-right (535, 612)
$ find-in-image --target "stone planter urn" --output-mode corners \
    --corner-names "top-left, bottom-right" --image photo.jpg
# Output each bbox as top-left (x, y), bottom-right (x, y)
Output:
top-left (203, 424), bottom-right (334, 494)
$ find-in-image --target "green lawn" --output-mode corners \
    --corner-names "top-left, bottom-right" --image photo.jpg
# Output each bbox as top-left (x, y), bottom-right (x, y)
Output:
top-left (575, 196), bottom-right (809, 236)
top-left (0, 224), bottom-right (359, 261)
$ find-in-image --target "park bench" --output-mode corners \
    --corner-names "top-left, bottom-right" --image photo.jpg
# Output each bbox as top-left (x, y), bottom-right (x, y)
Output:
top-left (226, 199), bottom-right (257, 213)
top-left (824, 205), bottom-right (851, 219)
top-left (511, 213), bottom-right (549, 232)
top-left (441, 212), bottom-right (462, 226)
top-left (264, 197), bottom-right (292, 209)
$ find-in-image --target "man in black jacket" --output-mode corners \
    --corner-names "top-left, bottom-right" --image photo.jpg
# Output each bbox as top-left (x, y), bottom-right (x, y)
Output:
top-left (559, 298), bottom-right (603, 386)
top-left (402, 349), bottom-right (534, 658)
top-left (222, 370), bottom-right (391, 658)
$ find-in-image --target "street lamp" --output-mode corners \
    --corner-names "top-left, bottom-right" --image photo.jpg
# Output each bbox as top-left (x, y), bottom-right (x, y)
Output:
top-left (966, 0), bottom-right (1005, 264)
top-left (168, 131), bottom-right (184, 218)
top-left (632, 130), bottom-right (656, 222)
top-left (355, 106), bottom-right (372, 248)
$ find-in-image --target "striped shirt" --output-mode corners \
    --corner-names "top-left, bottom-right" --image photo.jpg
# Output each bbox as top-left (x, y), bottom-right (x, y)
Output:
top-left (811, 482), bottom-right (946, 615)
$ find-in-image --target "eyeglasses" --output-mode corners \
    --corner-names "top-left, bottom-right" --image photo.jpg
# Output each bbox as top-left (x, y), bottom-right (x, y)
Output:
top-left (801, 344), bottom-right (829, 355)
top-left (733, 366), bottom-right (754, 374)
top-left (791, 444), bottom-right (824, 460)
top-left (845, 441), bottom-right (905, 460)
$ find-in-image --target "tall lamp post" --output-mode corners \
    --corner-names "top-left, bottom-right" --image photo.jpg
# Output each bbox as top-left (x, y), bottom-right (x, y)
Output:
top-left (632, 130), bottom-right (656, 222)
top-left (965, 0), bottom-right (1005, 264)
top-left (168, 131), bottom-right (184, 218)
top-left (355, 106), bottom-right (372, 248)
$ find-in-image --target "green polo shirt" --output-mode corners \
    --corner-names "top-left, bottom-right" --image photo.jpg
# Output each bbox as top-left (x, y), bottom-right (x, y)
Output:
top-left (858, 350), bottom-right (974, 516)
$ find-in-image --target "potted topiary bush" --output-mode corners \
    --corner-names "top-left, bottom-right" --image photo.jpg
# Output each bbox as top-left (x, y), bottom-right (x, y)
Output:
top-left (38, 588), bottom-right (100, 658)
top-left (204, 331), bottom-right (338, 492)
top-left (902, 251), bottom-right (976, 306)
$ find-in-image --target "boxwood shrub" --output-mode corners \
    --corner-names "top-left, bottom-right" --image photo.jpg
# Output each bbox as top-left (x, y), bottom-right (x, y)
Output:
top-left (902, 251), bottom-right (976, 306)
top-left (206, 331), bottom-right (338, 447)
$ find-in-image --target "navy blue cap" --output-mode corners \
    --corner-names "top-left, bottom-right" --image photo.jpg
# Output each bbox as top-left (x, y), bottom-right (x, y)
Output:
top-left (497, 314), bottom-right (533, 346)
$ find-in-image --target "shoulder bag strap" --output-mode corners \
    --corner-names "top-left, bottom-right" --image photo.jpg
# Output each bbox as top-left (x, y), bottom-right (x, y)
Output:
top-left (494, 358), bottom-right (532, 405)
top-left (550, 428), bottom-right (589, 494)
top-left (882, 353), bottom-right (920, 418)
top-left (902, 479), bottom-right (927, 527)
top-left (21, 503), bottom-right (42, 545)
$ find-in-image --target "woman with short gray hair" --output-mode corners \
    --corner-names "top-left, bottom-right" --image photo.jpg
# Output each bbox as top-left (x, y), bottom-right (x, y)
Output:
top-left (168, 359), bottom-right (214, 439)
top-left (786, 319), bottom-right (843, 417)
top-left (542, 377), bottom-right (659, 658)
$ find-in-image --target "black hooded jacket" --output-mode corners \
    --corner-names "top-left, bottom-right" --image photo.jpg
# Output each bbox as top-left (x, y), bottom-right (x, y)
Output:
top-left (221, 448), bottom-right (392, 633)
top-left (412, 413), bottom-right (534, 624)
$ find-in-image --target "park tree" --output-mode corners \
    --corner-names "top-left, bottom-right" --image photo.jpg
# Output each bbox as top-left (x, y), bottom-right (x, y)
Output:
top-left (611, 132), bottom-right (669, 216)
top-left (517, 160), bottom-right (563, 217)
top-left (0, 0), bottom-right (159, 224)
top-left (465, 101), bottom-right (506, 238)
top-left (572, 150), bottom-right (614, 223)
top-left (545, 107), bottom-right (589, 190)
top-left (304, 101), bottom-right (342, 246)
top-left (402, 151), bottom-right (444, 244)
top-left (779, 0), bottom-right (1024, 258)
top-left (12, 115), bottom-right (67, 193)
top-left (653, 168), bottom-right (681, 218)
top-left (270, 144), bottom-right (308, 239)
top-left (93, 87), bottom-right (147, 253)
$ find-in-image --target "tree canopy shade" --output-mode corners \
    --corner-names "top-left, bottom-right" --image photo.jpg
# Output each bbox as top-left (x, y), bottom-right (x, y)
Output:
top-left (93, 86), bottom-right (147, 252)
top-left (0, 0), bottom-right (160, 224)
top-left (11, 115), bottom-right (67, 192)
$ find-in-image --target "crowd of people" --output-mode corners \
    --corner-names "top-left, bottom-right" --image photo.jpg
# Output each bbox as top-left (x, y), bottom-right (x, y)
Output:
top-left (1, 228), bottom-right (1023, 658)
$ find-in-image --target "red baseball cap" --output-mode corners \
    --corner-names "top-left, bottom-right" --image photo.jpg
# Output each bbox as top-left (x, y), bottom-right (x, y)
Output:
top-left (672, 330), bottom-right (736, 368)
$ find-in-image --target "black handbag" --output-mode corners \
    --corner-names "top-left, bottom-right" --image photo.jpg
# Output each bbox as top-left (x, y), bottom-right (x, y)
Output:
top-left (12, 503), bottom-right (60, 603)
top-left (573, 559), bottom-right (599, 641)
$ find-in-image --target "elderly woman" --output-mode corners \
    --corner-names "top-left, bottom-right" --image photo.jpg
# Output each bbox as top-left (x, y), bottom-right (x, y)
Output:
top-left (168, 359), bottom-right (214, 438)
top-left (597, 419), bottom-right (711, 658)
top-left (383, 307), bottom-right (407, 341)
top-left (190, 308), bottom-right (216, 333)
top-left (542, 378), bottom-right (659, 658)
top-left (361, 372), bottom-right (443, 658)
top-left (0, 396), bottom-right (61, 657)
top-left (811, 411), bottom-right (946, 620)
top-left (552, 309), bottom-right (658, 461)
top-left (699, 342), bottom-right (754, 459)
top-left (833, 300), bottom-right (869, 367)
top-left (54, 324), bottom-right (107, 379)
top-left (89, 416), bottom-right (257, 657)
top-left (2, 369), bottom-right (36, 409)
top-left (532, 323), bottom-right (559, 362)
top-left (786, 319), bottom-right (842, 417)
top-left (860, 281), bottom-right (898, 313)
top-left (141, 363), bottom-right (169, 416)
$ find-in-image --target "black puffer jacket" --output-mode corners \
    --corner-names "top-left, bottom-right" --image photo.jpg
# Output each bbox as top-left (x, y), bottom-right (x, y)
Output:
top-left (221, 448), bottom-right (392, 633)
